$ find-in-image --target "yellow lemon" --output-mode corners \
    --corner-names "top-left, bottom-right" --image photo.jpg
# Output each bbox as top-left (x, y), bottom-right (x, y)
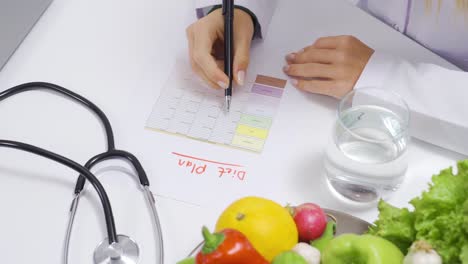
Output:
top-left (215, 196), bottom-right (298, 261)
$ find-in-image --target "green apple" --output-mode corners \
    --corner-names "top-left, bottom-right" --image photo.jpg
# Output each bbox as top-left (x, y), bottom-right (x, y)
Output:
top-left (322, 234), bottom-right (403, 264)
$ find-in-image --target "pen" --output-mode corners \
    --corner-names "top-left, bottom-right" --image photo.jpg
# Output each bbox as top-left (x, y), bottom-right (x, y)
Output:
top-left (223, 0), bottom-right (234, 112)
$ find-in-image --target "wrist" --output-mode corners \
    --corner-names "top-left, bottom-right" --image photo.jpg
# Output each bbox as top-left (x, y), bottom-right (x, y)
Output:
top-left (234, 8), bottom-right (255, 38)
top-left (207, 5), bottom-right (258, 39)
top-left (234, 6), bottom-right (258, 39)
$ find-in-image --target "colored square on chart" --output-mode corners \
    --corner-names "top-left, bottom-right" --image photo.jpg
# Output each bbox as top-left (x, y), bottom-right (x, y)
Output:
top-left (231, 134), bottom-right (265, 152)
top-left (235, 124), bottom-right (269, 139)
top-left (239, 114), bottom-right (273, 129)
top-left (255, 75), bottom-right (287, 88)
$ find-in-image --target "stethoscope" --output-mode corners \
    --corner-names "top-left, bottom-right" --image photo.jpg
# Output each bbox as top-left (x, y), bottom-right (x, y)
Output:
top-left (0, 82), bottom-right (164, 264)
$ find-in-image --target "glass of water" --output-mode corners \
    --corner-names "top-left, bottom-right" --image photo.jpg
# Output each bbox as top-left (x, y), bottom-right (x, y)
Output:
top-left (324, 87), bottom-right (410, 206)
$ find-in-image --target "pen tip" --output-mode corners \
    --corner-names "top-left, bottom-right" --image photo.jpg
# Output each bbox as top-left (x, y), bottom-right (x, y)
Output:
top-left (225, 97), bottom-right (231, 112)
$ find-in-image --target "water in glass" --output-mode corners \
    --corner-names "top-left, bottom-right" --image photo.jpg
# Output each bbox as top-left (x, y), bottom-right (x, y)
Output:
top-left (324, 104), bottom-right (409, 205)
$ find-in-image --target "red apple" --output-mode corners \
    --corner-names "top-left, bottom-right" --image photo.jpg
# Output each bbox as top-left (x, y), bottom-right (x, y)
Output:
top-left (292, 203), bottom-right (327, 242)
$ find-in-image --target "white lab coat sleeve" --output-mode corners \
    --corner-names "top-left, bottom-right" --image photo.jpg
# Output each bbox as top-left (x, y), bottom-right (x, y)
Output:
top-left (195, 0), bottom-right (277, 38)
top-left (355, 52), bottom-right (468, 155)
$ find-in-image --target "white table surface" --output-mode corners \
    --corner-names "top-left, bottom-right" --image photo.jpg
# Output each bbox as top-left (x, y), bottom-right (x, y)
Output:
top-left (0, 0), bottom-right (464, 263)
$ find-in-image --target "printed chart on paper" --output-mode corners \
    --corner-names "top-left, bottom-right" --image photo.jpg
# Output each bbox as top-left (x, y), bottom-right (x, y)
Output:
top-left (146, 63), bottom-right (287, 152)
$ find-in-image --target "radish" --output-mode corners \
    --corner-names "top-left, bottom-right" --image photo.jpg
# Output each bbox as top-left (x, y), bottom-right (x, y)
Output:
top-left (291, 203), bottom-right (327, 242)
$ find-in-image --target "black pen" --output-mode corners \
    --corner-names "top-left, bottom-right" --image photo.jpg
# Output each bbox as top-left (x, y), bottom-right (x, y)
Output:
top-left (223, 0), bottom-right (234, 111)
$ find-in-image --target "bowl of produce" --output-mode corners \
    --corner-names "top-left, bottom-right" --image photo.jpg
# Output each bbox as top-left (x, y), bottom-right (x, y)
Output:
top-left (185, 206), bottom-right (371, 257)
top-left (178, 160), bottom-right (468, 264)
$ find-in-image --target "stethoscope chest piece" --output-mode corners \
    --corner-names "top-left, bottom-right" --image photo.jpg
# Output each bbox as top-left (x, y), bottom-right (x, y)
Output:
top-left (94, 235), bottom-right (140, 264)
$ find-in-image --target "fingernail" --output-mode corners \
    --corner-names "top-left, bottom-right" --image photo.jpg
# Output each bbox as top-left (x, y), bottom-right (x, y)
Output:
top-left (290, 78), bottom-right (298, 86)
top-left (282, 65), bottom-right (290, 72)
top-left (217, 81), bottom-right (228, 89)
top-left (286, 53), bottom-right (296, 61)
top-left (237, 70), bottom-right (245, 85)
top-left (297, 48), bottom-right (305, 53)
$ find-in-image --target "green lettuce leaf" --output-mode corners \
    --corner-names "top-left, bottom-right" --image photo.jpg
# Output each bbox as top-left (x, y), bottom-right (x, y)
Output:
top-left (410, 166), bottom-right (465, 216)
top-left (463, 199), bottom-right (468, 264)
top-left (461, 244), bottom-right (468, 264)
top-left (464, 199), bottom-right (468, 237)
top-left (461, 162), bottom-right (468, 236)
top-left (414, 211), bottom-right (465, 263)
top-left (367, 200), bottom-right (415, 254)
top-left (409, 161), bottom-right (468, 263)
top-left (369, 160), bottom-right (468, 263)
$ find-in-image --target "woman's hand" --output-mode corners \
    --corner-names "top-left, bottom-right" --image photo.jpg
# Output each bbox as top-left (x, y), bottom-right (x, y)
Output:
top-left (186, 8), bottom-right (254, 89)
top-left (283, 35), bottom-right (374, 98)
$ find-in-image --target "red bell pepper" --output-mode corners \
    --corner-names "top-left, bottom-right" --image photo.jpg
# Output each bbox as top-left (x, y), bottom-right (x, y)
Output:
top-left (195, 226), bottom-right (268, 264)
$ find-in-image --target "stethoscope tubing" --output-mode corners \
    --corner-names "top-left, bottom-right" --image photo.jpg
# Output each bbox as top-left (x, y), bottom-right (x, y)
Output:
top-left (75, 150), bottom-right (150, 194)
top-left (0, 140), bottom-right (118, 243)
top-left (0, 82), bottom-right (120, 243)
top-left (64, 193), bottom-right (81, 264)
top-left (0, 82), bottom-right (115, 149)
top-left (143, 186), bottom-right (165, 263)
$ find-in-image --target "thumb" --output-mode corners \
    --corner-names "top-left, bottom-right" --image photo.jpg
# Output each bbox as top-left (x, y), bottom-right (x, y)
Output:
top-left (233, 38), bottom-right (251, 86)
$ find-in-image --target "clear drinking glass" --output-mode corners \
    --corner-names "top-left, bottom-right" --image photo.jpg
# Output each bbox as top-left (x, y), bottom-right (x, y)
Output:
top-left (324, 88), bottom-right (410, 205)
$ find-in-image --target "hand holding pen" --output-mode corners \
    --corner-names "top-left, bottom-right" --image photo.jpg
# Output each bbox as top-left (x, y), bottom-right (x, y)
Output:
top-left (185, 4), bottom-right (254, 91)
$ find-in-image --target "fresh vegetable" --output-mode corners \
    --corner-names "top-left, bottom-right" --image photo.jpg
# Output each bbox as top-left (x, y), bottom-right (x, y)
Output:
top-left (403, 240), bottom-right (442, 264)
top-left (291, 203), bottom-right (327, 242)
top-left (292, 242), bottom-right (321, 264)
top-left (368, 160), bottom-right (468, 263)
top-left (461, 244), bottom-right (468, 264)
top-left (464, 199), bottom-right (468, 234)
top-left (271, 251), bottom-right (307, 264)
top-left (410, 161), bottom-right (468, 263)
top-left (195, 226), bottom-right (268, 264)
top-left (367, 200), bottom-right (415, 253)
top-left (311, 221), bottom-right (336, 253)
top-left (321, 234), bottom-right (404, 264)
top-left (463, 200), bottom-right (468, 264)
top-left (215, 196), bottom-right (298, 261)
top-left (176, 257), bottom-right (195, 264)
